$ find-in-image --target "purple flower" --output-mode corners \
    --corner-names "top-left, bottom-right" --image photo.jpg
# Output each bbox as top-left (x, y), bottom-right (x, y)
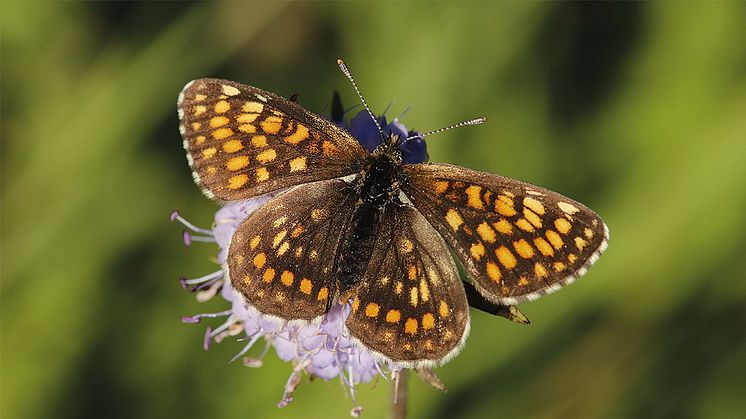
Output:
top-left (173, 111), bottom-right (424, 415)
top-left (347, 111), bottom-right (428, 164)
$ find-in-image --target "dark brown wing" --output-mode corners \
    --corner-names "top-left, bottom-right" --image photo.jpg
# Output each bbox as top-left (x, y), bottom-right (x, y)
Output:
top-left (178, 78), bottom-right (367, 202)
top-left (402, 163), bottom-right (609, 305)
top-left (227, 179), bottom-right (357, 321)
top-left (345, 203), bottom-right (469, 368)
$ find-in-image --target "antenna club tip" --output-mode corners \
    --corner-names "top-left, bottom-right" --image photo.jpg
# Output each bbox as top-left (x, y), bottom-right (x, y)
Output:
top-left (336, 58), bottom-right (345, 65)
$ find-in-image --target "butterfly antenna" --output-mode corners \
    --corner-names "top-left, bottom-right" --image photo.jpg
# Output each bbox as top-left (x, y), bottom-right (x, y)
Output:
top-left (337, 59), bottom-right (385, 142)
top-left (404, 116), bottom-right (487, 143)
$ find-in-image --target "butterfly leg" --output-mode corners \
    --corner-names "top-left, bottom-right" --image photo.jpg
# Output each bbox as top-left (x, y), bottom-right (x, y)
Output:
top-left (463, 281), bottom-right (530, 324)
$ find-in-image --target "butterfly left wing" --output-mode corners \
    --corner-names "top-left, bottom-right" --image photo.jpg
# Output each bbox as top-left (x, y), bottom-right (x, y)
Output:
top-left (402, 163), bottom-right (609, 305)
top-left (227, 179), bottom-right (357, 321)
top-left (178, 78), bottom-right (367, 202)
top-left (345, 203), bottom-right (469, 368)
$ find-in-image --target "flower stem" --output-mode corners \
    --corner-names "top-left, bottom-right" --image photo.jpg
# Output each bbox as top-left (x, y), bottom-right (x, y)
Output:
top-left (391, 370), bottom-right (408, 419)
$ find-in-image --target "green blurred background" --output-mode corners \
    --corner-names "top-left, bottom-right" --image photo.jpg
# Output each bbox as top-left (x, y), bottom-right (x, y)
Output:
top-left (2, 2), bottom-right (745, 418)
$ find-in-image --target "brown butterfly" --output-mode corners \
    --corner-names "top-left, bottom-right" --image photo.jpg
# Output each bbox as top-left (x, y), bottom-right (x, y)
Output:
top-left (177, 60), bottom-right (608, 368)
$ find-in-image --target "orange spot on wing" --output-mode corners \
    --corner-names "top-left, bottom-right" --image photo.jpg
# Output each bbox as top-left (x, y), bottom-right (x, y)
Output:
top-left (202, 147), bottom-right (217, 159)
top-left (558, 201), bottom-right (580, 215)
top-left (495, 246), bottom-right (517, 269)
top-left (495, 196), bottom-right (517, 216)
top-left (422, 313), bottom-right (435, 329)
top-left (534, 263), bottom-right (548, 278)
top-left (515, 218), bottom-right (535, 232)
top-left (419, 278), bottom-right (430, 302)
top-left (212, 128), bottom-right (234, 140)
top-left (555, 218), bottom-right (572, 234)
top-left (251, 135), bottom-right (267, 148)
top-left (476, 222), bottom-right (497, 243)
top-left (289, 156), bottom-right (307, 172)
top-left (242, 101), bottom-right (264, 113)
top-left (222, 139), bottom-right (244, 153)
top-left (237, 113), bottom-right (259, 123)
top-left (228, 174), bottom-right (248, 189)
top-left (439, 300), bottom-right (450, 317)
top-left (470, 242), bottom-right (486, 261)
top-left (486, 262), bottom-right (502, 283)
top-left (210, 116), bottom-right (229, 127)
top-left (261, 116), bottom-right (283, 134)
top-left (513, 239), bottom-right (535, 259)
top-left (465, 185), bottom-right (485, 209)
top-left (534, 237), bottom-right (554, 257)
top-left (546, 230), bottom-right (564, 249)
top-left (280, 270), bottom-right (294, 286)
top-left (255, 148), bottom-right (277, 163)
top-left (253, 252), bottom-right (266, 269)
top-left (523, 208), bottom-right (543, 228)
top-left (434, 181), bottom-right (449, 195)
top-left (317, 287), bottom-right (328, 301)
top-left (493, 218), bottom-right (513, 235)
top-left (523, 197), bottom-right (545, 215)
top-left (226, 156), bottom-right (249, 171)
top-left (445, 209), bottom-right (464, 231)
top-left (214, 100), bottom-right (230, 113)
top-left (255, 167), bottom-right (269, 182)
top-left (321, 140), bottom-right (337, 156)
top-left (386, 310), bottom-right (401, 323)
top-left (284, 124), bottom-right (309, 145)
top-left (365, 303), bottom-right (380, 317)
top-left (299, 278), bottom-right (312, 295)
top-left (222, 85), bottom-right (240, 96)
top-left (404, 318), bottom-right (418, 335)
top-left (262, 268), bottom-right (275, 282)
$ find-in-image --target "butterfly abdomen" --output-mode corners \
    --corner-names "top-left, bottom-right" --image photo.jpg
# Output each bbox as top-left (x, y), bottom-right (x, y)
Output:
top-left (337, 201), bottom-right (382, 296)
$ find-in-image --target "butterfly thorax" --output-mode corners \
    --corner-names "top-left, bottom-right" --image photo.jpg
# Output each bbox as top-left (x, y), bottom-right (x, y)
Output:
top-left (356, 134), bottom-right (404, 205)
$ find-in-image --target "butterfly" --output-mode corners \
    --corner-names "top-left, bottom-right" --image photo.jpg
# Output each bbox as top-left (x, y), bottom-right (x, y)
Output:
top-left (177, 60), bottom-right (608, 369)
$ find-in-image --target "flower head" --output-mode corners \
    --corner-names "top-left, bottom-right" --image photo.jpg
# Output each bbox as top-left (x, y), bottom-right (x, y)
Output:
top-left (174, 109), bottom-right (425, 415)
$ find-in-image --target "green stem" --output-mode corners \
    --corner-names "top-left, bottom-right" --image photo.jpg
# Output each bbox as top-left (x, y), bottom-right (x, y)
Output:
top-left (391, 370), bottom-right (408, 419)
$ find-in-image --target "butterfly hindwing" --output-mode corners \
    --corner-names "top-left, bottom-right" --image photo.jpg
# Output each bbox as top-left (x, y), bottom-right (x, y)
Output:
top-left (227, 179), bottom-right (357, 321)
top-left (178, 78), bottom-right (367, 201)
top-left (402, 163), bottom-right (609, 305)
top-left (345, 203), bottom-right (470, 367)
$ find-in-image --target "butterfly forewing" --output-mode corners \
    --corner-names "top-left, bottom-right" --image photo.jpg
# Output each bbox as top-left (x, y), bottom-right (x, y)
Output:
top-left (178, 78), bottom-right (367, 201)
top-left (402, 163), bottom-right (609, 305)
top-left (227, 179), bottom-right (357, 320)
top-left (346, 203), bottom-right (469, 367)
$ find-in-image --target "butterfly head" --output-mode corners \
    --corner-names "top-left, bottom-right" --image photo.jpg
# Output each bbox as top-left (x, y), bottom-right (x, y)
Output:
top-left (346, 110), bottom-right (428, 164)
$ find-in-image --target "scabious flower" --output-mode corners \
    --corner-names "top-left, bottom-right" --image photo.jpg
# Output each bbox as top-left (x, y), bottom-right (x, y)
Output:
top-left (173, 105), bottom-right (426, 416)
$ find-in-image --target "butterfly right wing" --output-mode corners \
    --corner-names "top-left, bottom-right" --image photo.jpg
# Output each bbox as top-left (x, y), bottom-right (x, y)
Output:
top-left (227, 179), bottom-right (357, 321)
top-left (402, 163), bottom-right (609, 305)
top-left (345, 203), bottom-right (470, 368)
top-left (178, 78), bottom-right (367, 202)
